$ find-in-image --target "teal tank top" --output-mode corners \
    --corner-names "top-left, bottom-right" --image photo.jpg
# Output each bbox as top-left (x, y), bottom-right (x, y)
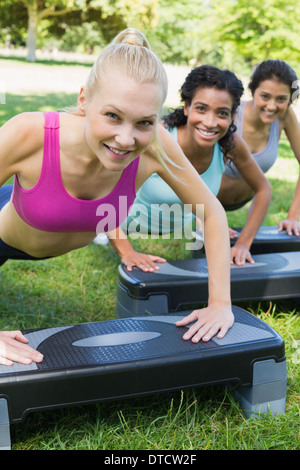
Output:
top-left (122, 126), bottom-right (225, 235)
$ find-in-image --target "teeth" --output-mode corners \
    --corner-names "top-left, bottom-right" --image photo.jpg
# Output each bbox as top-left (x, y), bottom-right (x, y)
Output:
top-left (199, 129), bottom-right (217, 136)
top-left (107, 146), bottom-right (128, 155)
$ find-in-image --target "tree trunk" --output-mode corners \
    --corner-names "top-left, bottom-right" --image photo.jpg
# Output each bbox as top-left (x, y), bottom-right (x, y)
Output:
top-left (26, 2), bottom-right (39, 62)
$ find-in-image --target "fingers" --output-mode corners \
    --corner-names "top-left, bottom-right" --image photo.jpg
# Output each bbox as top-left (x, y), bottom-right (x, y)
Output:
top-left (230, 246), bottom-right (254, 266)
top-left (0, 331), bottom-right (44, 366)
top-left (278, 220), bottom-right (300, 236)
top-left (229, 227), bottom-right (238, 239)
top-left (123, 253), bottom-right (166, 272)
top-left (176, 307), bottom-right (234, 343)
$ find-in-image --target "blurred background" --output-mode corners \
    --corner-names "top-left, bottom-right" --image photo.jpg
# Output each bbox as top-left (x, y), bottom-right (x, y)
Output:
top-left (1, 0), bottom-right (300, 112)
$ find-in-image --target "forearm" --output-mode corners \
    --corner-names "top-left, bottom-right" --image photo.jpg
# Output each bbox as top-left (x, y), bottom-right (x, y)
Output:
top-left (204, 207), bottom-right (231, 307)
top-left (236, 186), bottom-right (271, 250)
top-left (287, 174), bottom-right (300, 221)
top-left (106, 227), bottom-right (134, 258)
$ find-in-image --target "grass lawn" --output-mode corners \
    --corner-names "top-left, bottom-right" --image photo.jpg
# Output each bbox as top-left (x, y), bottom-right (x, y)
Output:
top-left (0, 55), bottom-right (299, 450)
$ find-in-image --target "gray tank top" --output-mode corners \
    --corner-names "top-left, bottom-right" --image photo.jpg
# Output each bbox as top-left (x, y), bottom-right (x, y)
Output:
top-left (224, 101), bottom-right (280, 178)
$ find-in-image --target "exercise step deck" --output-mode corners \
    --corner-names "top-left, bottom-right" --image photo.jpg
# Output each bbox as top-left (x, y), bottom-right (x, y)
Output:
top-left (117, 251), bottom-right (300, 317)
top-left (232, 225), bottom-right (300, 254)
top-left (0, 306), bottom-right (286, 450)
top-left (193, 226), bottom-right (300, 258)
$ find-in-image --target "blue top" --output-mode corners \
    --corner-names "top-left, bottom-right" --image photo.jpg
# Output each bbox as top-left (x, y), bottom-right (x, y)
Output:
top-left (224, 101), bottom-right (280, 178)
top-left (122, 126), bottom-right (225, 235)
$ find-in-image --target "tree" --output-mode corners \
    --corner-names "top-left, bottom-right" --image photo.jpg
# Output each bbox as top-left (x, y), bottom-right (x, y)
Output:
top-left (0, 0), bottom-right (159, 62)
top-left (22, 1), bottom-right (81, 61)
top-left (207, 0), bottom-right (300, 67)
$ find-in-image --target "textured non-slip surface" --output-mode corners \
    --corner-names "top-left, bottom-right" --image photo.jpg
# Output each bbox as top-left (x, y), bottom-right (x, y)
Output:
top-left (121, 252), bottom-right (300, 284)
top-left (0, 307), bottom-right (276, 375)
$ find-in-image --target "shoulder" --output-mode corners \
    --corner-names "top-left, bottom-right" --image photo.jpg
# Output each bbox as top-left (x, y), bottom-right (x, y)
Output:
top-left (279, 105), bottom-right (298, 129)
top-left (230, 134), bottom-right (250, 160)
top-left (1, 112), bottom-right (45, 157)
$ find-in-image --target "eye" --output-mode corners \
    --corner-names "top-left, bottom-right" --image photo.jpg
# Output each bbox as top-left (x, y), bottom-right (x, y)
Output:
top-left (105, 112), bottom-right (120, 120)
top-left (196, 105), bottom-right (206, 112)
top-left (138, 120), bottom-right (154, 127)
top-left (218, 111), bottom-right (230, 118)
top-left (277, 96), bottom-right (288, 103)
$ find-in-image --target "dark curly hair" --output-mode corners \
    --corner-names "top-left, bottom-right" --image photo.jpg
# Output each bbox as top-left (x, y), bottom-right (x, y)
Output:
top-left (164, 65), bottom-right (244, 161)
top-left (248, 59), bottom-right (299, 104)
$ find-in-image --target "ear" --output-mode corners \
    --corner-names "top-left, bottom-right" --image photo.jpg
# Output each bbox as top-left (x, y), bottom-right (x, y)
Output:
top-left (183, 102), bottom-right (189, 116)
top-left (77, 86), bottom-right (86, 115)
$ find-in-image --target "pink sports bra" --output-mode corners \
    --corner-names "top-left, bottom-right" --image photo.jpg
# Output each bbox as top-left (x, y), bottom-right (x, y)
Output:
top-left (12, 112), bottom-right (140, 233)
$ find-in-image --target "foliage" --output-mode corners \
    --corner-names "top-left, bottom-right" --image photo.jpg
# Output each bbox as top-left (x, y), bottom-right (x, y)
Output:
top-left (207, 0), bottom-right (300, 67)
top-left (1, 0), bottom-right (300, 71)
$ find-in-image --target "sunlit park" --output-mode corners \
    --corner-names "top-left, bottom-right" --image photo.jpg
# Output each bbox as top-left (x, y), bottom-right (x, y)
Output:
top-left (0, 0), bottom-right (299, 451)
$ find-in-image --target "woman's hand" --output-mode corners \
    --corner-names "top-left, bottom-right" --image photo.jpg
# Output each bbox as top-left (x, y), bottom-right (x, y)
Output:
top-left (230, 242), bottom-right (254, 266)
top-left (121, 250), bottom-right (166, 272)
top-left (176, 304), bottom-right (234, 343)
top-left (278, 218), bottom-right (300, 236)
top-left (229, 227), bottom-right (238, 239)
top-left (0, 331), bottom-right (44, 366)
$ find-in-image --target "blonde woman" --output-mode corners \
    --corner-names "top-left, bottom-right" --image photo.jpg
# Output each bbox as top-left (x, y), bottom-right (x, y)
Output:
top-left (0, 29), bottom-right (233, 366)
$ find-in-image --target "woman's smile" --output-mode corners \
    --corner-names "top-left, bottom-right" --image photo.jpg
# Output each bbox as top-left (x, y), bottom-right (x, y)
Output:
top-left (103, 144), bottom-right (134, 160)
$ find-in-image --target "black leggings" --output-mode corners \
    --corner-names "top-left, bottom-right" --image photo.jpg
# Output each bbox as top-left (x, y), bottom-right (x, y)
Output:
top-left (0, 185), bottom-right (48, 266)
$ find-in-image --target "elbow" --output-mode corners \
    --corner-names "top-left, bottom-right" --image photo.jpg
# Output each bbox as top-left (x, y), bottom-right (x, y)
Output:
top-left (259, 178), bottom-right (272, 203)
top-left (265, 179), bottom-right (272, 203)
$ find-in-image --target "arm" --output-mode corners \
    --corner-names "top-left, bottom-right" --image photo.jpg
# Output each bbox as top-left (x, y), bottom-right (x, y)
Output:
top-left (0, 113), bottom-right (45, 365)
top-left (0, 112), bottom-right (44, 187)
top-left (143, 126), bottom-right (233, 342)
top-left (278, 107), bottom-right (300, 235)
top-left (229, 136), bottom-right (272, 265)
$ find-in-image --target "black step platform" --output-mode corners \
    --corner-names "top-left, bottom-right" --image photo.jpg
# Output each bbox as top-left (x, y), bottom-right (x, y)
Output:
top-left (0, 306), bottom-right (286, 449)
top-left (232, 226), bottom-right (300, 254)
top-left (193, 226), bottom-right (300, 257)
top-left (116, 251), bottom-right (300, 317)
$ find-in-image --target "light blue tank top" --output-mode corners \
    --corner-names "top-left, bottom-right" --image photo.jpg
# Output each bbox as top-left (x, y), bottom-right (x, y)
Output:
top-left (122, 126), bottom-right (225, 234)
top-left (224, 101), bottom-right (280, 178)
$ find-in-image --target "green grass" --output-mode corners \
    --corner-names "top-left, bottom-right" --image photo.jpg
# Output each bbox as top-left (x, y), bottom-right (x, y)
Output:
top-left (0, 56), bottom-right (299, 450)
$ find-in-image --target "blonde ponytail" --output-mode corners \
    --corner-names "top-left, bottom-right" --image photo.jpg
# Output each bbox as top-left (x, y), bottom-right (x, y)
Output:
top-left (112, 28), bottom-right (151, 48)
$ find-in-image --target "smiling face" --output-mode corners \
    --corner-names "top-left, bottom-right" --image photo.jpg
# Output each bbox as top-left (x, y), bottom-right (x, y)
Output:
top-left (252, 79), bottom-right (290, 123)
top-left (78, 71), bottom-right (163, 171)
top-left (183, 87), bottom-right (233, 149)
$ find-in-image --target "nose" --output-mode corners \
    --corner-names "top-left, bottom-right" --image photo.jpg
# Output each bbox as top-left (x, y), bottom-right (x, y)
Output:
top-left (203, 111), bottom-right (217, 129)
top-left (267, 99), bottom-right (277, 110)
top-left (115, 124), bottom-right (135, 148)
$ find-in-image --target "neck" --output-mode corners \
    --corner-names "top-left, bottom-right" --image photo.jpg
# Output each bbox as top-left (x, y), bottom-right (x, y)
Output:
top-left (178, 125), bottom-right (214, 165)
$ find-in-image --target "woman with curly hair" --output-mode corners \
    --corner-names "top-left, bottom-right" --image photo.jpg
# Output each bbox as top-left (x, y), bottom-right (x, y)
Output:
top-left (111, 65), bottom-right (271, 267)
